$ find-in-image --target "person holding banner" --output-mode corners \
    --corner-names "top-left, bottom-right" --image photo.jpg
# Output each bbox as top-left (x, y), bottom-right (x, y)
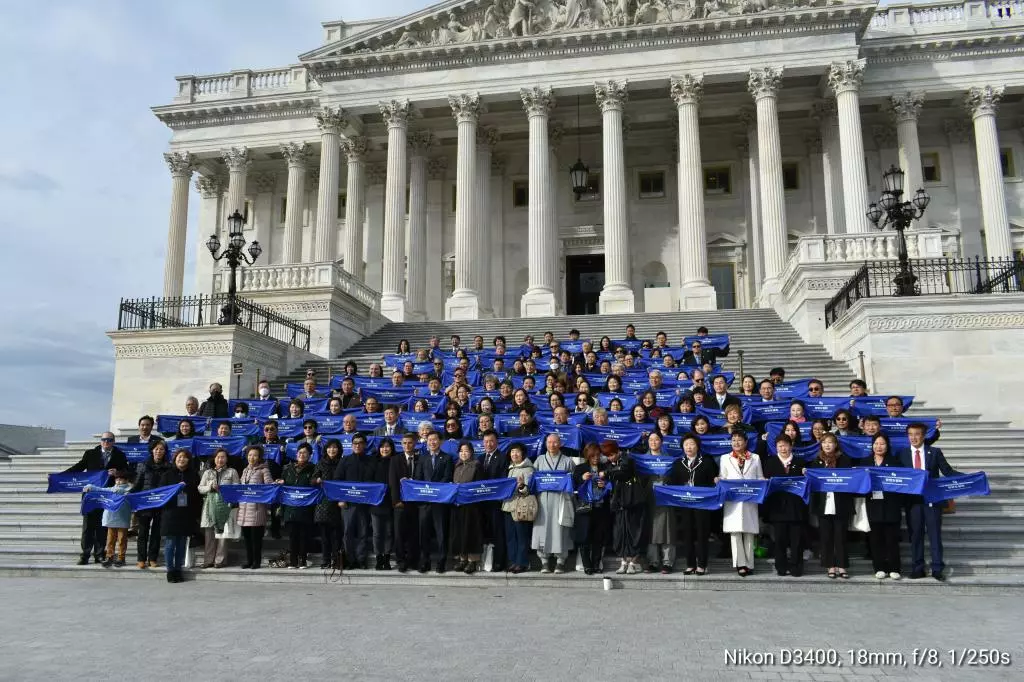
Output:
top-left (82, 470), bottom-right (133, 568)
top-left (238, 446), bottom-right (275, 569)
top-left (171, 419), bottom-right (196, 441)
top-left (159, 449), bottom-right (201, 583)
top-left (448, 441), bottom-right (485, 574)
top-left (391, 433), bottom-right (421, 573)
top-left (666, 433), bottom-right (718, 575)
top-left (761, 434), bottom-right (807, 577)
top-left (65, 432), bottom-right (128, 565)
top-left (369, 438), bottom-right (397, 570)
top-left (865, 434), bottom-right (904, 580)
top-left (606, 441), bottom-right (648, 575)
top-left (532, 433), bottom-right (575, 574)
top-left (198, 449), bottom-right (240, 568)
top-left (414, 431), bottom-right (454, 573)
top-left (503, 443), bottom-right (537, 574)
top-left (719, 432), bottom-right (763, 577)
top-left (642, 432), bottom-right (677, 574)
top-left (807, 434), bottom-right (853, 579)
top-left (278, 443), bottom-right (317, 569)
top-left (312, 439), bottom-right (345, 570)
top-left (130, 440), bottom-right (172, 569)
top-left (572, 443), bottom-right (611, 575)
top-left (899, 422), bottom-right (961, 581)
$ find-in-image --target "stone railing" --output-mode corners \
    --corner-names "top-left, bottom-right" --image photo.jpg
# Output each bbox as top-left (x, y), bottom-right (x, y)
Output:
top-left (783, 227), bottom-right (960, 277)
top-left (174, 66), bottom-right (314, 103)
top-left (867, 1), bottom-right (1023, 34)
top-left (215, 262), bottom-right (381, 311)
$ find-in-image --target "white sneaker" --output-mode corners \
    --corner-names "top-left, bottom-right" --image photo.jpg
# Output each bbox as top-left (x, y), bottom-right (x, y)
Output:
top-left (874, 571), bottom-right (886, 580)
top-left (889, 572), bottom-right (902, 580)
top-left (626, 561), bottom-right (640, 574)
top-left (615, 561), bottom-right (628, 574)
top-left (553, 563), bottom-right (565, 574)
top-left (539, 566), bottom-right (552, 574)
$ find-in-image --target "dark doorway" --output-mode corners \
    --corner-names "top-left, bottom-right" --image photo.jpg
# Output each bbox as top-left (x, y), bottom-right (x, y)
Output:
top-left (565, 255), bottom-right (605, 315)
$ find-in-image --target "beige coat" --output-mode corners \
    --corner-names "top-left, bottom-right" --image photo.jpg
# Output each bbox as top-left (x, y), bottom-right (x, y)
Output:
top-left (237, 464), bottom-right (274, 527)
top-left (198, 466), bottom-right (240, 529)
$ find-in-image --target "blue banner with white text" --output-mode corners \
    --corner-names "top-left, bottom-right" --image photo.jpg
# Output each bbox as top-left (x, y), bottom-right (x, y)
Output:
top-left (923, 472), bottom-right (990, 503)
top-left (805, 468), bottom-right (871, 494)
top-left (766, 476), bottom-right (810, 504)
top-left (321, 480), bottom-right (388, 506)
top-left (454, 478), bottom-right (518, 505)
top-left (47, 471), bottom-right (109, 494)
top-left (127, 483), bottom-right (185, 512)
top-left (652, 484), bottom-right (722, 510)
top-left (218, 484), bottom-right (279, 505)
top-left (399, 479), bottom-right (458, 504)
top-left (718, 479), bottom-right (768, 504)
top-left (529, 471), bottom-right (574, 495)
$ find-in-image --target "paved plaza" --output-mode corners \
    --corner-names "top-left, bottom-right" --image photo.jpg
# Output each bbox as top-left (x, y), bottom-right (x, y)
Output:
top-left (1, 578), bottom-right (1022, 681)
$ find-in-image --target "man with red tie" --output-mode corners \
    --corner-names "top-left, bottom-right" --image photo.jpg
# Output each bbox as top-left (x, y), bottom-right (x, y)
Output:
top-left (898, 422), bottom-right (960, 581)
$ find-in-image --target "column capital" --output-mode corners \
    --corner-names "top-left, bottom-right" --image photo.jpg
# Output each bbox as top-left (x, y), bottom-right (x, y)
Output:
top-left (888, 91), bottom-right (925, 123)
top-left (520, 86), bottom-right (555, 117)
top-left (220, 147), bottom-right (251, 172)
top-left (367, 163), bottom-right (388, 185)
top-left (747, 66), bottom-right (783, 101)
top-left (810, 99), bottom-right (837, 123)
top-left (252, 172), bottom-right (277, 194)
top-left (341, 135), bottom-right (369, 161)
top-left (964, 85), bottom-right (1005, 119)
top-left (594, 79), bottom-right (629, 113)
top-left (280, 142), bottom-right (312, 168)
top-left (315, 106), bottom-right (349, 134)
top-left (448, 93), bottom-right (483, 124)
top-left (943, 118), bottom-right (973, 144)
top-left (427, 156), bottom-right (448, 180)
top-left (475, 125), bottom-right (500, 149)
top-left (409, 130), bottom-right (436, 156)
top-left (379, 98), bottom-right (413, 128)
top-left (827, 59), bottom-right (866, 96)
top-left (163, 151), bottom-right (195, 178)
top-left (669, 74), bottom-right (704, 107)
top-left (194, 174), bottom-right (224, 199)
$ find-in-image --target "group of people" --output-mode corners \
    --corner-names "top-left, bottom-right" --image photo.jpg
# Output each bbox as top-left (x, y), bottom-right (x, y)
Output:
top-left (64, 324), bottom-right (960, 583)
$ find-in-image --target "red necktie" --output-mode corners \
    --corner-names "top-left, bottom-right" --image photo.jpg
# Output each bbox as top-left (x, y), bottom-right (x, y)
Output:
top-left (914, 449), bottom-right (922, 470)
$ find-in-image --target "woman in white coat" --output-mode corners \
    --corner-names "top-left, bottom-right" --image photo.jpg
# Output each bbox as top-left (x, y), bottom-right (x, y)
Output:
top-left (718, 431), bottom-right (763, 577)
top-left (531, 433), bottom-right (575, 574)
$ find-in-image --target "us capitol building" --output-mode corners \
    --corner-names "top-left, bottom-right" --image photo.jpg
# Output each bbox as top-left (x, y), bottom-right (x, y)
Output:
top-left (152, 0), bottom-right (1024, 322)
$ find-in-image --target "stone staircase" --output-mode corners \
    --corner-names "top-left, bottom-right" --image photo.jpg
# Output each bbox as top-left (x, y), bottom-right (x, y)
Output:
top-left (1, 310), bottom-right (1022, 590)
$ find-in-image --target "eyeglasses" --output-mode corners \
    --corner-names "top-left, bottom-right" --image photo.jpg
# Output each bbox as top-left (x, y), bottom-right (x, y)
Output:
top-left (100, 438), bottom-right (114, 442)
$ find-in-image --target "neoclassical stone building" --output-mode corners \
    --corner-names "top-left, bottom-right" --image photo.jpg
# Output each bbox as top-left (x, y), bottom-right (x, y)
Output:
top-left (153, 0), bottom-right (1024, 321)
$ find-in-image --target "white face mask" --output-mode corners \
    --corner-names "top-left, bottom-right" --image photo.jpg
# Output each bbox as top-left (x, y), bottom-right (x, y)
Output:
top-left (259, 387), bottom-right (270, 397)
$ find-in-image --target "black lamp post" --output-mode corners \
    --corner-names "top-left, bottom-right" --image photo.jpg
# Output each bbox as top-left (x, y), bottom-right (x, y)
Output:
top-left (206, 209), bottom-right (262, 323)
top-left (569, 94), bottom-right (590, 198)
top-left (866, 165), bottom-right (930, 296)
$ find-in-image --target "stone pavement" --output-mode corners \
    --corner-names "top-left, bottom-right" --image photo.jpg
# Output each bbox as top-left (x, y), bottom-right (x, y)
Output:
top-left (1, 578), bottom-right (1022, 681)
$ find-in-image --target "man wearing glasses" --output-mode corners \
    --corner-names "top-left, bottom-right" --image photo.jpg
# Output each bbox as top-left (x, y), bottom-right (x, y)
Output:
top-left (807, 379), bottom-right (825, 397)
top-left (64, 432), bottom-right (128, 565)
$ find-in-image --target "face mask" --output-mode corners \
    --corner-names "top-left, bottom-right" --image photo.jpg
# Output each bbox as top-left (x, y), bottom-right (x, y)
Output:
top-left (259, 388), bottom-right (270, 397)
top-left (235, 412), bottom-right (245, 418)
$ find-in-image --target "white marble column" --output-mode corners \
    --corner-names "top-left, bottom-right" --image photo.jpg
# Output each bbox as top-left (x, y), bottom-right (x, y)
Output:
top-left (828, 60), bottom-right (870, 234)
top-left (474, 126), bottom-right (498, 317)
top-left (739, 108), bottom-right (763, 298)
top-left (944, 119), bottom-right (984, 257)
top-left (548, 120), bottom-right (565, 313)
top-left (889, 92), bottom-right (926, 209)
top-left (340, 136), bottom-right (368, 278)
top-left (425, 157), bottom-right (447, 320)
top-left (161, 152), bottom-right (195, 299)
top-left (812, 100), bottom-right (844, 235)
top-left (193, 175), bottom-right (223, 294)
top-left (379, 99), bottom-right (412, 321)
top-left (805, 131), bottom-right (827, 233)
top-left (406, 131), bottom-right (433, 321)
top-left (313, 106), bottom-right (347, 262)
top-left (594, 80), bottom-right (635, 313)
top-left (445, 93), bottom-right (483, 320)
top-left (364, 166), bottom-right (386, 289)
top-left (221, 147), bottom-right (250, 220)
top-left (279, 143), bottom-right (310, 264)
top-left (748, 67), bottom-right (787, 306)
top-left (520, 86), bottom-right (559, 317)
top-left (966, 85), bottom-right (1012, 259)
top-left (670, 74), bottom-right (716, 310)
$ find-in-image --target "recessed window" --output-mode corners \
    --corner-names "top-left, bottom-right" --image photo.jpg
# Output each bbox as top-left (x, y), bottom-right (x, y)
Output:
top-left (704, 167), bottom-right (731, 195)
top-left (782, 162), bottom-right (799, 191)
top-left (512, 180), bottom-right (529, 208)
top-left (638, 171), bottom-right (666, 199)
top-left (279, 197), bottom-right (287, 223)
top-left (242, 199), bottom-right (252, 227)
top-left (1000, 148), bottom-right (1016, 178)
top-left (336, 192), bottom-right (347, 216)
top-left (576, 171), bottom-right (601, 202)
top-left (922, 153), bottom-right (941, 183)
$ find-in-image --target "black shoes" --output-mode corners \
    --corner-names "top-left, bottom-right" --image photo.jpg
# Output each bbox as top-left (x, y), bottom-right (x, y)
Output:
top-left (933, 571), bottom-right (947, 582)
top-left (436, 561), bottom-right (446, 574)
top-left (77, 556), bottom-right (89, 566)
top-left (909, 571), bottom-right (926, 580)
top-left (417, 562), bottom-right (429, 574)
top-left (166, 569), bottom-right (184, 583)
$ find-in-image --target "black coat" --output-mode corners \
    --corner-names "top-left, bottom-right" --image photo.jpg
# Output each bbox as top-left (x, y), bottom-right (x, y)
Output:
top-left (862, 456), bottom-right (905, 524)
top-left (507, 422), bottom-right (540, 437)
top-left (413, 450), bottom-right (454, 483)
top-left (64, 445), bottom-right (129, 479)
top-left (389, 453), bottom-right (418, 505)
top-left (198, 394), bottom-right (229, 418)
top-left (334, 453), bottom-right (375, 484)
top-left (480, 449), bottom-right (510, 480)
top-left (281, 462), bottom-right (316, 524)
top-left (313, 454), bottom-right (344, 525)
top-left (761, 455), bottom-right (808, 523)
top-left (572, 461), bottom-right (611, 510)
top-left (807, 455), bottom-right (855, 519)
top-left (131, 456), bottom-right (173, 516)
top-left (682, 349), bottom-right (718, 367)
top-left (158, 467), bottom-right (201, 536)
top-left (368, 454), bottom-right (394, 514)
top-left (607, 454), bottom-right (648, 511)
top-left (665, 456), bottom-right (718, 488)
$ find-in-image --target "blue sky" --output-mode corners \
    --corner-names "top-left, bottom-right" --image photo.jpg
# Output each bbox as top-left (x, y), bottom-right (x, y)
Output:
top-left (0, 0), bottom-right (420, 439)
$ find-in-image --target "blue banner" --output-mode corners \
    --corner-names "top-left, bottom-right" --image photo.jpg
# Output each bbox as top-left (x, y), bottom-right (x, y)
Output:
top-left (766, 476), bottom-right (811, 504)
top-left (805, 468), bottom-right (871, 494)
top-left (218, 484), bottom-right (279, 505)
top-left (745, 402), bottom-right (791, 424)
top-left (321, 480), bottom-right (388, 506)
top-left (355, 414), bottom-right (387, 431)
top-left (682, 334), bottom-right (730, 351)
top-left (229, 399), bottom-right (278, 418)
top-left (579, 425), bottom-right (643, 450)
top-left (285, 441), bottom-right (321, 464)
top-left (652, 484), bottom-right (722, 510)
top-left (529, 471), bottom-right (574, 495)
top-left (802, 398), bottom-right (851, 421)
top-left (47, 470), bottom-right (109, 494)
top-left (278, 486), bottom-right (323, 507)
top-left (167, 438), bottom-right (194, 455)
top-left (632, 454), bottom-right (679, 477)
top-left (866, 467), bottom-right (928, 495)
top-left (406, 393), bottom-right (447, 416)
top-left (441, 439), bottom-right (485, 460)
top-left (192, 436), bottom-right (248, 458)
top-left (499, 435), bottom-right (544, 459)
top-left (260, 444), bottom-right (284, 465)
top-left (923, 472), bottom-right (990, 504)
top-left (400, 479), bottom-right (458, 504)
top-left (273, 418), bottom-right (305, 439)
top-left (156, 414), bottom-right (208, 434)
top-left (718, 479), bottom-right (768, 504)
top-left (285, 383), bottom-right (330, 399)
top-left (454, 478), bottom-right (518, 505)
top-left (576, 477), bottom-right (612, 503)
top-left (117, 442), bottom-right (151, 464)
top-left (539, 424), bottom-right (582, 451)
top-left (774, 379), bottom-right (812, 400)
top-left (208, 418), bottom-right (264, 438)
top-left (878, 418), bottom-right (939, 441)
top-left (613, 338), bottom-right (643, 352)
top-left (314, 415), bottom-right (348, 435)
top-left (127, 483), bottom-right (185, 512)
top-left (361, 387), bottom-right (417, 405)
top-left (849, 395), bottom-right (913, 418)
top-left (80, 490), bottom-right (127, 514)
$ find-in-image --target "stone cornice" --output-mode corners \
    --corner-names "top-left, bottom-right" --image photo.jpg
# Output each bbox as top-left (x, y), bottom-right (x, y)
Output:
top-left (152, 95), bottom-right (320, 130)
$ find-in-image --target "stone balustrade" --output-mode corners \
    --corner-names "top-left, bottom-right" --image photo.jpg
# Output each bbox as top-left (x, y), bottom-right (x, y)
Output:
top-left (215, 262), bottom-right (381, 312)
top-left (175, 66), bottom-right (314, 103)
top-left (868, 1), bottom-right (1022, 33)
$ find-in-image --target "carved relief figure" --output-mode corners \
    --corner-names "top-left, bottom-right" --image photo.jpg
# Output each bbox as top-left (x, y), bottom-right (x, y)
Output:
top-left (508, 0), bottom-right (536, 36)
top-left (562, 0), bottom-right (586, 29)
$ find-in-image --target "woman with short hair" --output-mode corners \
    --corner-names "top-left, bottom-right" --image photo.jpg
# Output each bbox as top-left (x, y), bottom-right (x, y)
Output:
top-left (238, 445), bottom-right (274, 569)
top-left (606, 441), bottom-right (648, 575)
top-left (666, 433), bottom-right (718, 575)
top-left (198, 448), bottom-right (240, 568)
top-left (719, 431), bottom-right (763, 577)
top-left (502, 444), bottom-right (536, 574)
top-left (808, 433), bottom-right (853, 579)
top-left (449, 441), bottom-right (484, 574)
top-left (571, 443), bottom-right (610, 575)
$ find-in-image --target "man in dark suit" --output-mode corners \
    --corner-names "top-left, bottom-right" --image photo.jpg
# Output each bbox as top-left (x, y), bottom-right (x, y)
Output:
top-left (681, 340), bottom-right (717, 367)
top-left (761, 434), bottom-right (807, 577)
top-left (334, 433), bottom-right (374, 569)
top-left (390, 433), bottom-right (420, 572)
top-left (64, 432), bottom-right (128, 565)
top-left (705, 375), bottom-right (740, 411)
top-left (373, 405), bottom-right (408, 439)
top-left (479, 430), bottom-right (510, 572)
top-left (413, 431), bottom-right (453, 573)
top-left (508, 409), bottom-right (540, 437)
top-left (898, 422), bottom-right (961, 581)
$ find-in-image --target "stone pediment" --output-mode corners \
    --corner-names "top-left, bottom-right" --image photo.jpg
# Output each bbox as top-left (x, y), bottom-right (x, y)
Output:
top-left (302, 0), bottom-right (866, 62)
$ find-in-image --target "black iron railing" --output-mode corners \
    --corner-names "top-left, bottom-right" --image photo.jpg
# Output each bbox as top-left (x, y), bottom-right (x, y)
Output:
top-left (117, 294), bottom-right (310, 351)
top-left (824, 255), bottom-right (1024, 328)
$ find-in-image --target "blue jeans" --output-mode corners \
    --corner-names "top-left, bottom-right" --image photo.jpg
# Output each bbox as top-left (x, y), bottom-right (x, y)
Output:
top-left (164, 536), bottom-right (187, 572)
top-left (504, 513), bottom-right (531, 568)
